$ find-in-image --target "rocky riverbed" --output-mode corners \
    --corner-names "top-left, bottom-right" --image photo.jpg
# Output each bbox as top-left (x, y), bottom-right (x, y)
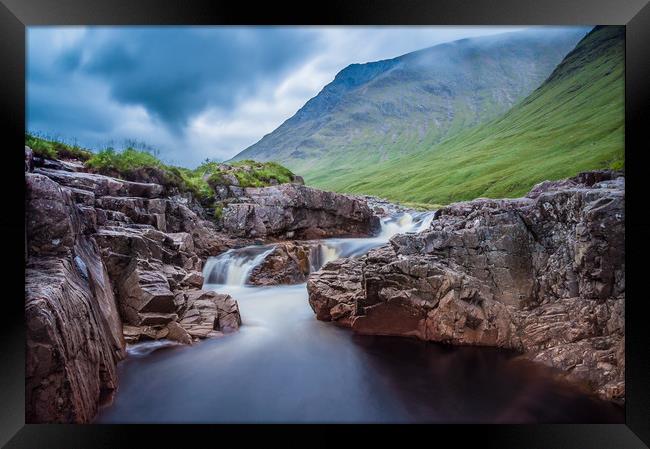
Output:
top-left (24, 147), bottom-right (379, 423)
top-left (24, 145), bottom-right (625, 422)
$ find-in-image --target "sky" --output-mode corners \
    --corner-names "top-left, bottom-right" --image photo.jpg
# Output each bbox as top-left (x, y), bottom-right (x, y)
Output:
top-left (27, 26), bottom-right (530, 167)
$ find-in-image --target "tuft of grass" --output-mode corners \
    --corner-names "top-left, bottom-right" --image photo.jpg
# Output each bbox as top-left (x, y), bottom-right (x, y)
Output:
top-left (170, 166), bottom-right (214, 203)
top-left (230, 159), bottom-right (296, 186)
top-left (86, 148), bottom-right (216, 203)
top-left (233, 170), bottom-right (265, 188)
top-left (213, 202), bottom-right (224, 220)
top-left (86, 147), bottom-right (162, 173)
top-left (26, 133), bottom-right (92, 161)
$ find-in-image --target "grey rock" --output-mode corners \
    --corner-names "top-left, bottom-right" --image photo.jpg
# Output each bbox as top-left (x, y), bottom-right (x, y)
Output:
top-left (221, 183), bottom-right (380, 239)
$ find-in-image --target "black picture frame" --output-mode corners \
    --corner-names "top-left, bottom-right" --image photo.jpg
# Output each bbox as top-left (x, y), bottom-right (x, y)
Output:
top-left (1, 0), bottom-right (649, 447)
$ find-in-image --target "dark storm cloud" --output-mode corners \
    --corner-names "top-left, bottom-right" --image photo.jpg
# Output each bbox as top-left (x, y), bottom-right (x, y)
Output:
top-left (52, 27), bottom-right (318, 129)
top-left (27, 26), bottom-right (538, 165)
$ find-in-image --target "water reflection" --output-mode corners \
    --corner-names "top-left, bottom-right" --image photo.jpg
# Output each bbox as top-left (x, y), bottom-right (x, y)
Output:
top-left (97, 283), bottom-right (623, 423)
top-left (350, 336), bottom-right (623, 423)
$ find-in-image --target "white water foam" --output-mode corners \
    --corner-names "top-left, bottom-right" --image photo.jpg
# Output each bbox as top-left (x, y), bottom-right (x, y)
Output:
top-left (304, 211), bottom-right (437, 272)
top-left (127, 339), bottom-right (181, 358)
top-left (203, 246), bottom-right (276, 286)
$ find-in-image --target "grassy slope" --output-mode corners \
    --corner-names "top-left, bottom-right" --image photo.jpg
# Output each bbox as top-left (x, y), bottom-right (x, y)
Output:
top-left (311, 26), bottom-right (624, 206)
top-left (233, 28), bottom-right (588, 180)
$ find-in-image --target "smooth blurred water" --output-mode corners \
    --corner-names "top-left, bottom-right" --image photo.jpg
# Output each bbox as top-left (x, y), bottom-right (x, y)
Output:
top-left (202, 245), bottom-right (276, 285)
top-left (96, 211), bottom-right (623, 423)
top-left (97, 281), bottom-right (623, 423)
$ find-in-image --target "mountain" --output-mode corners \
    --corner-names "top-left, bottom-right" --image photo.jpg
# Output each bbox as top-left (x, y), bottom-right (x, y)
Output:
top-left (311, 25), bottom-right (624, 205)
top-left (231, 27), bottom-right (590, 182)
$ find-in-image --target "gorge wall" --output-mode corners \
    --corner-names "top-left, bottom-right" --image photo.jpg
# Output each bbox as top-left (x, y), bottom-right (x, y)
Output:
top-left (308, 170), bottom-right (625, 402)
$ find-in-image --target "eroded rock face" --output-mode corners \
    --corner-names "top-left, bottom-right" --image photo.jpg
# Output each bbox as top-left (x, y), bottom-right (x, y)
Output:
top-left (25, 173), bottom-right (125, 423)
top-left (221, 184), bottom-right (380, 239)
top-left (174, 290), bottom-right (241, 338)
top-left (25, 155), bottom-right (246, 422)
top-left (35, 167), bottom-right (164, 199)
top-left (248, 241), bottom-right (314, 285)
top-left (307, 171), bottom-right (625, 402)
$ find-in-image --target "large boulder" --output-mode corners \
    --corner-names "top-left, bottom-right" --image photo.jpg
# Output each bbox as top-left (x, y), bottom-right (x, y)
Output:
top-left (35, 167), bottom-right (163, 199)
top-left (307, 171), bottom-right (625, 402)
top-left (175, 290), bottom-right (241, 338)
top-left (26, 174), bottom-right (79, 255)
top-left (115, 258), bottom-right (177, 326)
top-left (247, 241), bottom-right (314, 285)
top-left (221, 184), bottom-right (380, 239)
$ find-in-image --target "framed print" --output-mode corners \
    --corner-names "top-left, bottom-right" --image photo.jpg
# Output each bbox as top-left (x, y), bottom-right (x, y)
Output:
top-left (1, 0), bottom-right (649, 447)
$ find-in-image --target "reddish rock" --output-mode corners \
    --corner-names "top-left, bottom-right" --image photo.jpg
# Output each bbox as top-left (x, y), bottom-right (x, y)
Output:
top-left (166, 321), bottom-right (193, 345)
top-left (248, 242), bottom-right (313, 285)
top-left (25, 163), bottom-right (247, 423)
top-left (307, 171), bottom-right (625, 402)
top-left (175, 290), bottom-right (241, 337)
top-left (25, 173), bottom-right (126, 423)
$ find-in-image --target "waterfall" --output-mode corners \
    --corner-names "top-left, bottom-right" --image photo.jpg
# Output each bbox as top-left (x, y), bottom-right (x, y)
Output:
top-left (378, 213), bottom-right (414, 239)
top-left (203, 210), bottom-right (438, 284)
top-left (203, 246), bottom-right (276, 286)
top-left (378, 211), bottom-right (436, 239)
top-left (306, 210), bottom-right (438, 272)
top-left (308, 243), bottom-right (343, 272)
top-left (414, 211), bottom-right (435, 233)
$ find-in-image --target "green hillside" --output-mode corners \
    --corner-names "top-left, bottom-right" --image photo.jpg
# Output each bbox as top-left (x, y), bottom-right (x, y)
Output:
top-left (232, 28), bottom-right (589, 180)
top-left (312, 25), bottom-right (624, 205)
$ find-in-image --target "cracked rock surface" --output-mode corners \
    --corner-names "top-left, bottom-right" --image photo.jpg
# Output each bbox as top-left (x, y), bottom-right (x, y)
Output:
top-left (25, 159), bottom-right (242, 422)
top-left (308, 171), bottom-right (625, 402)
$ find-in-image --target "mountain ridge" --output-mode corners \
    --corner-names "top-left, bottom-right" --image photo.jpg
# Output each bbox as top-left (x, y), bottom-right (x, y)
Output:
top-left (309, 25), bottom-right (624, 205)
top-left (231, 27), bottom-right (590, 175)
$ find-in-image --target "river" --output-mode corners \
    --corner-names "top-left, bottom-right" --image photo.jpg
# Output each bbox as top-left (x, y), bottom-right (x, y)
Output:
top-left (96, 212), bottom-right (623, 423)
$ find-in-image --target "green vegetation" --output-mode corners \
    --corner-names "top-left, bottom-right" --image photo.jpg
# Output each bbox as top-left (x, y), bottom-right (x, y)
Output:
top-left (85, 147), bottom-right (209, 201)
top-left (304, 26), bottom-right (624, 205)
top-left (399, 201), bottom-right (444, 211)
top-left (84, 150), bottom-right (297, 203)
top-left (86, 147), bottom-right (164, 173)
top-left (26, 133), bottom-right (93, 161)
top-left (213, 202), bottom-right (224, 220)
top-left (26, 134), bottom-right (297, 207)
top-left (229, 160), bottom-right (295, 187)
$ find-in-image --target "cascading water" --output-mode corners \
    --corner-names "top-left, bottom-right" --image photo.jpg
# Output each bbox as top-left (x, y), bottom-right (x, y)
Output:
top-left (202, 245), bottom-right (276, 285)
top-left (414, 211), bottom-right (435, 233)
top-left (378, 213), bottom-right (415, 238)
top-left (379, 211), bottom-right (436, 237)
top-left (308, 243), bottom-right (342, 272)
top-left (305, 211), bottom-right (438, 272)
top-left (203, 211), bottom-right (439, 284)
